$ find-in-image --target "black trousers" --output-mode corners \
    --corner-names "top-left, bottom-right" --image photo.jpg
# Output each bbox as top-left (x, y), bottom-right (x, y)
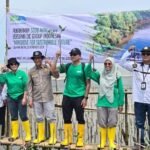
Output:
top-left (134, 102), bottom-right (150, 145)
top-left (0, 106), bottom-right (6, 136)
top-left (62, 95), bottom-right (85, 124)
top-left (7, 95), bottom-right (28, 121)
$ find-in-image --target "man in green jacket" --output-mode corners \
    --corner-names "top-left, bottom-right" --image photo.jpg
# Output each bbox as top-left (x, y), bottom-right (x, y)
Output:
top-left (53, 48), bottom-right (91, 147)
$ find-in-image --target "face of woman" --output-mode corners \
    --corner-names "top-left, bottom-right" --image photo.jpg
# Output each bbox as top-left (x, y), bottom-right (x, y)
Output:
top-left (104, 60), bottom-right (113, 71)
top-left (10, 63), bottom-right (18, 72)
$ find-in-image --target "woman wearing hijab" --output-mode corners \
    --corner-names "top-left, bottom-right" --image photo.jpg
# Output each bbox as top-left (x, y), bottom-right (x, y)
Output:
top-left (0, 58), bottom-right (31, 142)
top-left (89, 56), bottom-right (124, 149)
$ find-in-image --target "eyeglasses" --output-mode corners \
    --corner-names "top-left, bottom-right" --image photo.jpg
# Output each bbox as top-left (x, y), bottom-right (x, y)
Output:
top-left (70, 53), bottom-right (78, 56)
top-left (10, 63), bottom-right (17, 66)
top-left (33, 57), bottom-right (42, 60)
top-left (142, 52), bottom-right (150, 56)
top-left (104, 62), bottom-right (112, 66)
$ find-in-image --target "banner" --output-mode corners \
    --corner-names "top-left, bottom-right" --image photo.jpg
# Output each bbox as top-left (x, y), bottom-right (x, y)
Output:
top-left (7, 13), bottom-right (100, 63)
top-left (7, 11), bottom-right (150, 63)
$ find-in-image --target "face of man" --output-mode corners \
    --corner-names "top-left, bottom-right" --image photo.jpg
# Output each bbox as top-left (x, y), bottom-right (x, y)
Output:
top-left (142, 52), bottom-right (150, 64)
top-left (70, 52), bottom-right (81, 63)
top-left (33, 57), bottom-right (43, 67)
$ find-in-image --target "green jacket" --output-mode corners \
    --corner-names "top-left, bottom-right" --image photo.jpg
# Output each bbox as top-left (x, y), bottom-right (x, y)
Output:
top-left (90, 67), bottom-right (124, 108)
top-left (0, 70), bottom-right (28, 100)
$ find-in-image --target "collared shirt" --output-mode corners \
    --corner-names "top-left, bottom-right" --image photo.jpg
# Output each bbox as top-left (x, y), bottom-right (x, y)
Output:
top-left (28, 65), bottom-right (54, 102)
top-left (120, 51), bottom-right (150, 104)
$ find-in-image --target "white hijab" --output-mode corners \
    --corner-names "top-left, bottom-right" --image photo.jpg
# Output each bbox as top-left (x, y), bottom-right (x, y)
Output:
top-left (99, 57), bottom-right (121, 103)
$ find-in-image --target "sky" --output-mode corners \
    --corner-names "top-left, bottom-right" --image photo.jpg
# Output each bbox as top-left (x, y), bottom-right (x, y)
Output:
top-left (0, 0), bottom-right (150, 64)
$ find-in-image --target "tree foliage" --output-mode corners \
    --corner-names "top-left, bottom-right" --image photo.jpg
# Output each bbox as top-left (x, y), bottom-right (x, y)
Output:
top-left (93, 10), bottom-right (150, 51)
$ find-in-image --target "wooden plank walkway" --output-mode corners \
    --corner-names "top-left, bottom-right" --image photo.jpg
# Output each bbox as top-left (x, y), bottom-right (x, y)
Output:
top-left (0, 138), bottom-right (134, 150)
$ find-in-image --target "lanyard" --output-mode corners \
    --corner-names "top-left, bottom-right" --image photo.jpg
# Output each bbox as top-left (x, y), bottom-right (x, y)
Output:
top-left (142, 65), bottom-right (150, 82)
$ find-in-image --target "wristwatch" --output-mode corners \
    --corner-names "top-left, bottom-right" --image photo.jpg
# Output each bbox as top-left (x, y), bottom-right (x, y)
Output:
top-left (84, 96), bottom-right (88, 100)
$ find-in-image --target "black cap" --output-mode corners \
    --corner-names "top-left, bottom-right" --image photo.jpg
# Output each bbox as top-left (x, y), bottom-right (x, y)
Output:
top-left (141, 46), bottom-right (150, 53)
top-left (6, 58), bottom-right (20, 69)
top-left (31, 51), bottom-right (45, 59)
top-left (69, 48), bottom-right (81, 56)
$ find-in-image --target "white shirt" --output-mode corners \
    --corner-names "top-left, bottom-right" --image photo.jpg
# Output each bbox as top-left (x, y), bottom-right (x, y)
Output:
top-left (0, 84), bottom-right (7, 107)
top-left (120, 51), bottom-right (150, 104)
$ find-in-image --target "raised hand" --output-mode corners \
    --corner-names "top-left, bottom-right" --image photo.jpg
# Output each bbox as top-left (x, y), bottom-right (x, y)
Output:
top-left (45, 59), bottom-right (52, 66)
top-left (56, 50), bottom-right (61, 59)
top-left (89, 54), bottom-right (94, 63)
top-left (128, 45), bottom-right (135, 52)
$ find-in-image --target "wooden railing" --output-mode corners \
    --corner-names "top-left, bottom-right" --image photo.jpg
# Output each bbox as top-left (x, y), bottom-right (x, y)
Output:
top-left (0, 91), bottom-right (149, 150)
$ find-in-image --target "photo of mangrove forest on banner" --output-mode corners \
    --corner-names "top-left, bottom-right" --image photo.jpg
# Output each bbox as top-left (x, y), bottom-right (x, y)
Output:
top-left (91, 10), bottom-right (150, 60)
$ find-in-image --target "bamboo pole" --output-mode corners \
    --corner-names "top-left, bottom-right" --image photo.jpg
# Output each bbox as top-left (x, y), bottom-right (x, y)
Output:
top-left (124, 91), bottom-right (129, 145)
top-left (5, 0), bottom-right (9, 64)
top-left (5, 1), bottom-right (10, 150)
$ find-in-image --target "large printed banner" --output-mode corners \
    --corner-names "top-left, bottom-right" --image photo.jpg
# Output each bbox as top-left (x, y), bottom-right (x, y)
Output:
top-left (7, 11), bottom-right (150, 63)
top-left (7, 13), bottom-right (102, 63)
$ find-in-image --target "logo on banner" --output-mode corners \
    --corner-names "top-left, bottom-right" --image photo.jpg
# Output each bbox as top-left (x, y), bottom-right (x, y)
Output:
top-left (10, 15), bottom-right (26, 24)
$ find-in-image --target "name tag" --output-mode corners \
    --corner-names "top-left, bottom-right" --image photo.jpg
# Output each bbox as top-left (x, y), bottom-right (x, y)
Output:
top-left (132, 63), bottom-right (137, 68)
top-left (141, 82), bottom-right (146, 90)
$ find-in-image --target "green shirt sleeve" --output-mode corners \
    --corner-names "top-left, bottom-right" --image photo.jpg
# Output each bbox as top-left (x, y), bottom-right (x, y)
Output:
top-left (84, 63), bottom-right (92, 79)
top-left (0, 73), bottom-right (6, 84)
top-left (27, 70), bottom-right (33, 99)
top-left (22, 71), bottom-right (28, 91)
top-left (58, 64), bottom-right (66, 73)
top-left (117, 77), bottom-right (125, 106)
top-left (87, 64), bottom-right (100, 84)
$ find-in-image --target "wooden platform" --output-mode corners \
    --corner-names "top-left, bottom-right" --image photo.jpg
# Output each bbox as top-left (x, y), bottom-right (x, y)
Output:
top-left (0, 138), bottom-right (137, 150)
top-left (0, 137), bottom-right (26, 146)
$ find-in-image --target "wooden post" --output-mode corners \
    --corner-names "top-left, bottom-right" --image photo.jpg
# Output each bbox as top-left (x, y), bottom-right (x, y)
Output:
top-left (92, 43), bottom-right (95, 71)
top-left (5, 0), bottom-right (9, 63)
top-left (124, 90), bottom-right (129, 145)
top-left (6, 1), bottom-right (10, 150)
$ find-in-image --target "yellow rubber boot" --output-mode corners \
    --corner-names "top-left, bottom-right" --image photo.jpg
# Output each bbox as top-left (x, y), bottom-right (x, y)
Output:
top-left (22, 120), bottom-right (31, 142)
top-left (97, 127), bottom-right (107, 149)
top-left (33, 122), bottom-right (45, 144)
top-left (68, 124), bottom-right (72, 144)
top-left (61, 124), bottom-right (72, 146)
top-left (49, 123), bottom-right (57, 145)
top-left (76, 124), bottom-right (85, 147)
top-left (9, 120), bottom-right (19, 141)
top-left (108, 127), bottom-right (116, 149)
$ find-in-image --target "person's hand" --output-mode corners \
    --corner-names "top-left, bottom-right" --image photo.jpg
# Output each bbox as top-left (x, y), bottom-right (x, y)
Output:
top-left (3, 100), bottom-right (7, 106)
top-left (81, 98), bottom-right (87, 108)
top-left (128, 45), bottom-right (135, 52)
top-left (56, 50), bottom-right (61, 59)
top-left (89, 54), bottom-right (94, 63)
top-left (22, 98), bottom-right (27, 106)
top-left (29, 99), bottom-right (33, 108)
top-left (118, 106), bottom-right (123, 113)
top-left (0, 65), bottom-right (7, 73)
top-left (45, 59), bottom-right (52, 66)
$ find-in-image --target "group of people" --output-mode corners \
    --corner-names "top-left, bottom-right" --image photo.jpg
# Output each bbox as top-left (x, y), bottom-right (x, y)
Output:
top-left (0, 46), bottom-right (149, 149)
